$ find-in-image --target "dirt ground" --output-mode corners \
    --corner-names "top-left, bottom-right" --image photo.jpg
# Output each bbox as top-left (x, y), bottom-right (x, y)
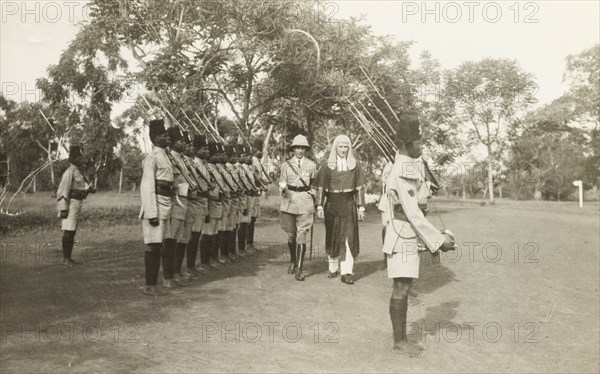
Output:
top-left (1, 199), bottom-right (598, 373)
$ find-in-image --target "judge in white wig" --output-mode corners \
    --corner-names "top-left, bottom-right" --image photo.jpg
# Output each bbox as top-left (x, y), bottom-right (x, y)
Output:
top-left (315, 135), bottom-right (366, 285)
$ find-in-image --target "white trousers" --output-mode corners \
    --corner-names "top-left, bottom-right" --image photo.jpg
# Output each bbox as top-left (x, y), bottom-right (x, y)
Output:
top-left (328, 239), bottom-right (354, 275)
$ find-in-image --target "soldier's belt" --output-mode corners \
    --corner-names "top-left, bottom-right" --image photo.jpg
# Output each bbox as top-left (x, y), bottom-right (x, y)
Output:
top-left (288, 185), bottom-right (310, 192)
top-left (196, 191), bottom-right (209, 198)
top-left (69, 190), bottom-right (88, 200)
top-left (155, 180), bottom-right (174, 197)
top-left (393, 203), bottom-right (428, 219)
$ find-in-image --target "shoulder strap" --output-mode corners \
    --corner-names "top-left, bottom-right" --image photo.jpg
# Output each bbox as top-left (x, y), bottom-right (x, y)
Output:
top-left (286, 160), bottom-right (309, 188)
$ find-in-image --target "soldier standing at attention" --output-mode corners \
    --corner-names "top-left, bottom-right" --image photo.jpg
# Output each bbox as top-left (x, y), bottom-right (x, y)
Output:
top-left (382, 111), bottom-right (455, 356)
top-left (315, 135), bottom-right (366, 285)
top-left (247, 139), bottom-right (270, 253)
top-left (173, 131), bottom-right (200, 283)
top-left (139, 119), bottom-right (173, 296)
top-left (164, 126), bottom-right (190, 288)
top-left (200, 142), bottom-right (226, 269)
top-left (279, 135), bottom-right (316, 281)
top-left (188, 134), bottom-right (211, 274)
top-left (57, 145), bottom-right (95, 266)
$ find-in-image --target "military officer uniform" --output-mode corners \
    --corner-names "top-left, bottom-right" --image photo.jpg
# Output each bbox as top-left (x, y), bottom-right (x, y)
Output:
top-left (203, 143), bottom-right (227, 266)
top-left (382, 154), bottom-right (445, 278)
top-left (188, 134), bottom-right (211, 273)
top-left (57, 145), bottom-right (94, 265)
top-left (237, 145), bottom-right (258, 255)
top-left (381, 111), bottom-right (455, 356)
top-left (248, 139), bottom-right (270, 252)
top-left (279, 135), bottom-right (316, 281)
top-left (139, 119), bottom-right (175, 296)
top-left (163, 127), bottom-right (190, 288)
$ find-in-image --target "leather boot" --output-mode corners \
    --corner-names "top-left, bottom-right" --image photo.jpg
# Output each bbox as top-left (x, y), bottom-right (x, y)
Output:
top-left (287, 240), bottom-right (297, 274)
top-left (295, 244), bottom-right (306, 281)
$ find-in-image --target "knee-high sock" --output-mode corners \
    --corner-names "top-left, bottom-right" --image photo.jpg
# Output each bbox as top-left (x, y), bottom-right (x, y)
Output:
top-left (200, 234), bottom-right (212, 264)
top-left (218, 231), bottom-right (228, 256)
top-left (187, 232), bottom-right (201, 268)
top-left (211, 234), bottom-right (220, 260)
top-left (174, 242), bottom-right (186, 274)
top-left (162, 239), bottom-right (176, 279)
top-left (389, 298), bottom-right (408, 343)
top-left (226, 230), bottom-right (235, 255)
top-left (238, 223), bottom-right (247, 252)
top-left (145, 243), bottom-right (162, 286)
top-left (62, 230), bottom-right (76, 259)
top-left (248, 217), bottom-right (256, 245)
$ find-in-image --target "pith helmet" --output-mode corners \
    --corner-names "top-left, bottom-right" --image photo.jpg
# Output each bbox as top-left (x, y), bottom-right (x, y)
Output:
top-left (289, 134), bottom-right (310, 149)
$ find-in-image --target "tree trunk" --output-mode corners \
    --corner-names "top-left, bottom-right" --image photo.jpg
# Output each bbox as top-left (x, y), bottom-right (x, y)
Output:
top-left (119, 169), bottom-right (123, 194)
top-left (487, 149), bottom-right (494, 203)
top-left (462, 184), bottom-right (466, 200)
top-left (33, 175), bottom-right (37, 193)
top-left (6, 156), bottom-right (10, 187)
top-left (499, 184), bottom-right (502, 199)
top-left (48, 140), bottom-right (55, 189)
top-left (94, 169), bottom-right (98, 190)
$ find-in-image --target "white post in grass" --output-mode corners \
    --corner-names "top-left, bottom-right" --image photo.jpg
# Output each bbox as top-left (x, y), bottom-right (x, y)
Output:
top-left (572, 180), bottom-right (583, 208)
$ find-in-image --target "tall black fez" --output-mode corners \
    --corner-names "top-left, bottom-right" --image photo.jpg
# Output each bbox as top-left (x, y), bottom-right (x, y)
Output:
top-left (69, 145), bottom-right (84, 162)
top-left (208, 142), bottom-right (220, 157)
top-left (224, 145), bottom-right (235, 156)
top-left (395, 111), bottom-right (422, 143)
top-left (193, 134), bottom-right (207, 149)
top-left (167, 127), bottom-right (184, 143)
top-left (149, 119), bottom-right (167, 138)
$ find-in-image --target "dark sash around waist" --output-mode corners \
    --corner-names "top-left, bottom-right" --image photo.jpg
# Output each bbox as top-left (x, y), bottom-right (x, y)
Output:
top-left (393, 203), bottom-right (428, 221)
top-left (326, 192), bottom-right (355, 202)
top-left (69, 189), bottom-right (88, 200)
top-left (155, 179), bottom-right (174, 197)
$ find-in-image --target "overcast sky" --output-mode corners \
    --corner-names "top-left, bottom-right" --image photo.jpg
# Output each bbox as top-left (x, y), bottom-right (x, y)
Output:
top-left (1, 0), bottom-right (599, 108)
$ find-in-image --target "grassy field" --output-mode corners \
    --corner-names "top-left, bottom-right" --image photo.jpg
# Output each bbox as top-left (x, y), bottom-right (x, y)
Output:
top-left (0, 193), bottom-right (599, 373)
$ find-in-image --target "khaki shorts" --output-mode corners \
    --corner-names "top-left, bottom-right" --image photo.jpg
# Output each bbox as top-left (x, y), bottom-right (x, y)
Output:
top-left (204, 217), bottom-right (220, 236)
top-left (142, 218), bottom-right (172, 244)
top-left (61, 199), bottom-right (83, 231)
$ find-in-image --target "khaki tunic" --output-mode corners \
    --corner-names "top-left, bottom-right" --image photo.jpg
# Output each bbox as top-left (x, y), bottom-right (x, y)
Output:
top-left (57, 164), bottom-right (91, 231)
top-left (382, 153), bottom-right (445, 278)
top-left (139, 147), bottom-right (176, 244)
top-left (279, 157), bottom-right (316, 214)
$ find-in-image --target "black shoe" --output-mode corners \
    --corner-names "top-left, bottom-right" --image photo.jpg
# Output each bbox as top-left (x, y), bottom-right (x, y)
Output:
top-left (327, 271), bottom-right (339, 279)
top-left (341, 274), bottom-right (354, 285)
top-left (287, 264), bottom-right (296, 274)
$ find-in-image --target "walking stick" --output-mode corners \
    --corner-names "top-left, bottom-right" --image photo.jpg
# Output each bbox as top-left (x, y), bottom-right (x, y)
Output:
top-left (310, 214), bottom-right (314, 261)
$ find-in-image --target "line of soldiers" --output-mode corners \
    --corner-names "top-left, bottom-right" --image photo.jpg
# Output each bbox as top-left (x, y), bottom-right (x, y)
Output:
top-left (139, 119), bottom-right (269, 296)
